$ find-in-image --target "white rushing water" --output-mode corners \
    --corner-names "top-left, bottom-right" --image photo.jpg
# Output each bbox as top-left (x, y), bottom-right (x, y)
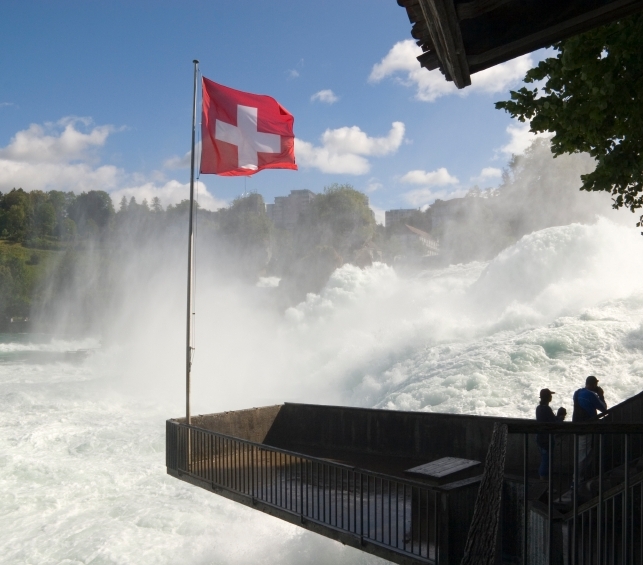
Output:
top-left (2, 218), bottom-right (643, 564)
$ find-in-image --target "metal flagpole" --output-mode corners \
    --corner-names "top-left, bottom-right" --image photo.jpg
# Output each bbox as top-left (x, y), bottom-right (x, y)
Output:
top-left (186, 59), bottom-right (199, 426)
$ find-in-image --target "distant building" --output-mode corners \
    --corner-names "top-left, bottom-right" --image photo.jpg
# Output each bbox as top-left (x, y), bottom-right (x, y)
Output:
top-left (405, 224), bottom-right (439, 256)
top-left (241, 193), bottom-right (266, 215)
top-left (385, 209), bottom-right (418, 228)
top-left (266, 189), bottom-right (316, 230)
top-left (390, 224), bottom-right (440, 257)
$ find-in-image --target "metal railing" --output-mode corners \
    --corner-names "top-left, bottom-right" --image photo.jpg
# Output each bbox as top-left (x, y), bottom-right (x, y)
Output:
top-left (507, 422), bottom-right (643, 565)
top-left (166, 420), bottom-right (463, 565)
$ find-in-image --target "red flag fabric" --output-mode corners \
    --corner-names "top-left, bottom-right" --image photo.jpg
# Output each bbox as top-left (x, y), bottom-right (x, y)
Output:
top-left (200, 77), bottom-right (297, 176)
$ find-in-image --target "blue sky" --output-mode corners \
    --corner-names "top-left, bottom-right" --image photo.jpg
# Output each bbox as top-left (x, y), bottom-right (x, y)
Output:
top-left (0, 0), bottom-right (544, 222)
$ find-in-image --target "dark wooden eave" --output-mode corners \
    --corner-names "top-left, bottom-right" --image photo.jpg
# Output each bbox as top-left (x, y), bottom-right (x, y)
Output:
top-left (398, 0), bottom-right (643, 88)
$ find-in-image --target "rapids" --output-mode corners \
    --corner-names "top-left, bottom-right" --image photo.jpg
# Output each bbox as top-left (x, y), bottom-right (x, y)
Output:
top-left (2, 218), bottom-right (643, 564)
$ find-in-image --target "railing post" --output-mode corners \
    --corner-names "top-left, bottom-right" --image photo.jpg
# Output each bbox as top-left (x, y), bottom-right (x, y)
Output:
top-left (548, 433), bottom-right (553, 565)
top-left (299, 457), bottom-right (303, 518)
top-left (572, 433), bottom-right (578, 565)
top-left (523, 432), bottom-right (528, 565)
top-left (360, 472), bottom-right (364, 541)
top-left (622, 434), bottom-right (628, 565)
top-left (251, 444), bottom-right (256, 502)
top-left (598, 434), bottom-right (603, 564)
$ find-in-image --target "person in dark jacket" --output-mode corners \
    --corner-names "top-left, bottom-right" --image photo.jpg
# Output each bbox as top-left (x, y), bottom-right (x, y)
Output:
top-left (572, 376), bottom-right (607, 421)
top-left (536, 388), bottom-right (567, 480)
top-left (572, 376), bottom-right (607, 481)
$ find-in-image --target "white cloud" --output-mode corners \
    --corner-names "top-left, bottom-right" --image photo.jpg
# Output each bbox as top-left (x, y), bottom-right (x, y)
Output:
top-left (470, 166), bottom-right (502, 184)
top-left (0, 118), bottom-right (122, 193)
top-left (164, 141), bottom-right (201, 169)
top-left (369, 39), bottom-right (532, 102)
top-left (470, 56), bottom-right (534, 94)
top-left (0, 117), bottom-right (224, 211)
top-left (400, 167), bottom-right (458, 186)
top-left (287, 60), bottom-right (304, 80)
top-left (164, 153), bottom-right (190, 170)
top-left (499, 121), bottom-right (551, 156)
top-left (295, 140), bottom-right (370, 175)
top-left (0, 102), bottom-right (16, 108)
top-left (0, 117), bottom-right (115, 164)
top-left (110, 180), bottom-right (227, 211)
top-left (323, 122), bottom-right (405, 156)
top-left (311, 89), bottom-right (339, 104)
top-left (370, 204), bottom-right (386, 225)
top-left (369, 40), bottom-right (420, 82)
top-left (296, 122), bottom-right (405, 174)
top-left (0, 159), bottom-right (122, 194)
top-left (365, 180), bottom-right (383, 193)
top-left (399, 166), bottom-right (460, 207)
top-left (403, 187), bottom-right (469, 207)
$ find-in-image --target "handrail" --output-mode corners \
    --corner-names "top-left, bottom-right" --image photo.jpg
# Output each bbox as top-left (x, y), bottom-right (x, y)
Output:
top-left (167, 418), bottom-right (487, 564)
top-left (506, 422), bottom-right (643, 434)
top-left (460, 422), bottom-right (508, 565)
top-left (170, 419), bottom-right (457, 493)
top-left (510, 423), bottom-right (643, 564)
top-left (597, 388), bottom-right (643, 418)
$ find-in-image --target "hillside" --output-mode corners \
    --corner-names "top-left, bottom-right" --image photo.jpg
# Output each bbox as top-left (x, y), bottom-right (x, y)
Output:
top-left (0, 241), bottom-right (62, 330)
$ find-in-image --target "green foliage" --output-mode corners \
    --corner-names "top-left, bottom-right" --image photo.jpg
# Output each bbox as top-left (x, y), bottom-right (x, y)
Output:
top-left (215, 194), bottom-right (272, 277)
top-left (306, 183), bottom-right (375, 254)
top-left (166, 199), bottom-right (196, 217)
top-left (151, 196), bottom-right (163, 213)
top-left (0, 188), bottom-right (115, 245)
top-left (7, 205), bottom-right (27, 241)
top-left (34, 201), bottom-right (56, 238)
top-left (68, 190), bottom-right (115, 235)
top-left (218, 193), bottom-right (271, 249)
top-left (61, 218), bottom-right (77, 241)
top-left (495, 13), bottom-right (643, 227)
top-left (0, 241), bottom-right (49, 321)
top-left (0, 182), bottom-right (385, 320)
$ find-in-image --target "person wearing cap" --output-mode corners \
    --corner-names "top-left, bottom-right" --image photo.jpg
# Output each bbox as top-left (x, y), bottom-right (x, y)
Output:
top-left (536, 388), bottom-right (567, 480)
top-left (572, 376), bottom-right (607, 422)
top-left (572, 376), bottom-right (607, 481)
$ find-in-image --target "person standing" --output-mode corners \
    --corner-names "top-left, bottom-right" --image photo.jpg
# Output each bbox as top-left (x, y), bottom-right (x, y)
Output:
top-left (536, 388), bottom-right (567, 480)
top-left (572, 376), bottom-right (607, 481)
top-left (572, 376), bottom-right (607, 422)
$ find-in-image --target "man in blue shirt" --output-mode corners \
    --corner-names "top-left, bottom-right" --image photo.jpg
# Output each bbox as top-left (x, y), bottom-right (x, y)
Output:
top-left (572, 376), bottom-right (607, 481)
top-left (536, 388), bottom-right (567, 480)
top-left (572, 376), bottom-right (607, 421)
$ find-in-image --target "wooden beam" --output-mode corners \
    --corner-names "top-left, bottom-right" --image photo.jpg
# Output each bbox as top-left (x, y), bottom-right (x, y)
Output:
top-left (417, 49), bottom-right (440, 70)
top-left (418, 0), bottom-right (471, 87)
top-left (467, 0), bottom-right (643, 74)
top-left (456, 0), bottom-right (512, 21)
top-left (460, 423), bottom-right (508, 565)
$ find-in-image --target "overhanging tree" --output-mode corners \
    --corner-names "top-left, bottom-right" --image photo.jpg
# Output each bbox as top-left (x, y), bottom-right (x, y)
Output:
top-left (496, 13), bottom-right (643, 229)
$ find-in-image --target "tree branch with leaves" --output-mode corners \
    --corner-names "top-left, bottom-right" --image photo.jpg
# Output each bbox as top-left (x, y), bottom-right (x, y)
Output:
top-left (496, 13), bottom-right (643, 230)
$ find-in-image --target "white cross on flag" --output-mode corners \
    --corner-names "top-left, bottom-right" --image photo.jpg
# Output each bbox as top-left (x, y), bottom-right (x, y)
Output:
top-left (201, 77), bottom-right (297, 176)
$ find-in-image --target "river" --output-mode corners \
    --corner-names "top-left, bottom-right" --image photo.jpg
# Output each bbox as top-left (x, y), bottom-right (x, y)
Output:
top-left (2, 218), bottom-right (643, 564)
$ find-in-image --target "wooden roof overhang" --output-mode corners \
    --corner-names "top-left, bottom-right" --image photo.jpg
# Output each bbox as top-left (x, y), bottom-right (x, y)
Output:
top-left (398, 0), bottom-right (643, 88)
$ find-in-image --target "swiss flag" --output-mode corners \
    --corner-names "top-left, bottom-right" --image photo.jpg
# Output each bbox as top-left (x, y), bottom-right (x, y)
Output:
top-left (200, 77), bottom-right (297, 176)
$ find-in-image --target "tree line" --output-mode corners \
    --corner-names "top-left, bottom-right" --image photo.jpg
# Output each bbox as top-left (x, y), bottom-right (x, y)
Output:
top-left (0, 137), bottom-right (620, 330)
top-left (0, 188), bottom-right (205, 246)
top-left (0, 184), bottom-right (379, 326)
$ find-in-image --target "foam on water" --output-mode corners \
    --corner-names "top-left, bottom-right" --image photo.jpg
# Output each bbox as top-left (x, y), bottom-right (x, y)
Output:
top-left (2, 218), bottom-right (643, 564)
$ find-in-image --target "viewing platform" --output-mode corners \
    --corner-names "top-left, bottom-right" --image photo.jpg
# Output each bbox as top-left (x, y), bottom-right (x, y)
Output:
top-left (167, 396), bottom-right (643, 564)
